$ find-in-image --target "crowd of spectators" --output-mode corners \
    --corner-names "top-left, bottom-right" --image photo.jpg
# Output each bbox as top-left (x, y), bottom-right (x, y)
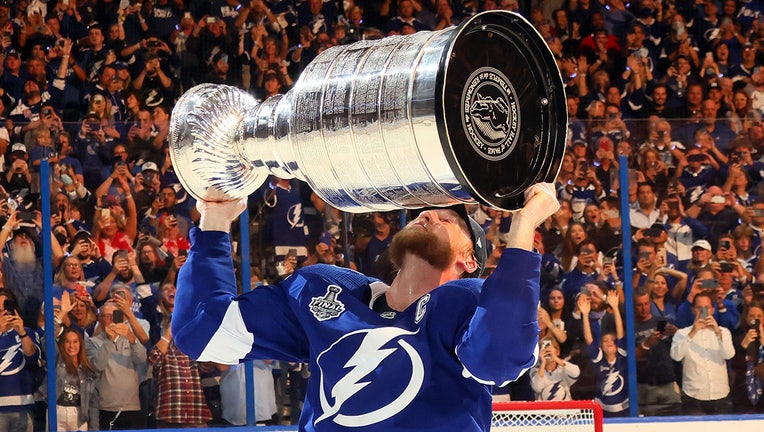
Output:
top-left (0, 0), bottom-right (764, 429)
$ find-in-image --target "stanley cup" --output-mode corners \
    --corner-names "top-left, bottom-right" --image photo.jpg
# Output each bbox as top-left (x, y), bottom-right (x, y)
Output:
top-left (169, 10), bottom-right (567, 211)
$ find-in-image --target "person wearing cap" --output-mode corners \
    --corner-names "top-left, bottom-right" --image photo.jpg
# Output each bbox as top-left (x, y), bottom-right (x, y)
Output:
top-left (688, 239), bottom-right (714, 275)
top-left (0, 49), bottom-right (25, 103)
top-left (133, 160), bottom-right (161, 215)
top-left (5, 142), bottom-right (31, 194)
top-left (172, 183), bottom-right (559, 431)
top-left (687, 185), bottom-right (744, 249)
top-left (69, 229), bottom-right (113, 287)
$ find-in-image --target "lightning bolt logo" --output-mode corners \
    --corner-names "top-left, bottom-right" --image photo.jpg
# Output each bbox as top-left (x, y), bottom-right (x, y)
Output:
top-left (316, 327), bottom-right (424, 427)
top-left (602, 369), bottom-right (624, 397)
top-left (0, 344), bottom-right (25, 376)
top-left (287, 204), bottom-right (305, 229)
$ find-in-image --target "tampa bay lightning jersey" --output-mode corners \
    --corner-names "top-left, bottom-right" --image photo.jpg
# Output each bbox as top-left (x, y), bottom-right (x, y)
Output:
top-left (173, 229), bottom-right (541, 431)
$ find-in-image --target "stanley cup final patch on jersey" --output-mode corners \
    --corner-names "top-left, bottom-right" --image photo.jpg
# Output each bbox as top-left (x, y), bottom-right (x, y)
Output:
top-left (461, 66), bottom-right (520, 161)
top-left (310, 285), bottom-right (347, 321)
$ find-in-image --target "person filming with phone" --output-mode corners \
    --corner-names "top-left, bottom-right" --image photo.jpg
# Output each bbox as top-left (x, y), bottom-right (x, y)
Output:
top-left (675, 268), bottom-right (739, 331)
top-left (86, 300), bottom-right (147, 429)
top-left (670, 290), bottom-right (735, 415)
top-left (0, 289), bottom-right (41, 432)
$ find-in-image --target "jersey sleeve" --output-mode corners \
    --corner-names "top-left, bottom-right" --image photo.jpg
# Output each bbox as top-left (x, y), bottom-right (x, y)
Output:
top-left (172, 228), bottom-right (309, 364)
top-left (456, 248), bottom-right (541, 386)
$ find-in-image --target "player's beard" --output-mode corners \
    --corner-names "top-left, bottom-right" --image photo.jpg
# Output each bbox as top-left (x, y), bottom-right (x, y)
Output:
top-left (11, 243), bottom-right (37, 270)
top-left (389, 225), bottom-right (454, 271)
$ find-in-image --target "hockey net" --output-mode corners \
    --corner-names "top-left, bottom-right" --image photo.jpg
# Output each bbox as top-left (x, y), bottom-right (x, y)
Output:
top-left (491, 400), bottom-right (603, 432)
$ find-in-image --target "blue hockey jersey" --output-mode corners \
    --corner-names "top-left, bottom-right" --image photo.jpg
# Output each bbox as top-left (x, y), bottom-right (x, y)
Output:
top-left (173, 229), bottom-right (540, 431)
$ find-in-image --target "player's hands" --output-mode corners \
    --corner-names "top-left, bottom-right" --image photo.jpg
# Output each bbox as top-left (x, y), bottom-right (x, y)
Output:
top-left (515, 183), bottom-right (560, 228)
top-left (197, 198), bottom-right (247, 232)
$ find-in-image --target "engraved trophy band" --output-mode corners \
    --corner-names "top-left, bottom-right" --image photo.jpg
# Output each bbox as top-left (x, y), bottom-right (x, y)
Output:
top-left (169, 10), bottom-right (567, 211)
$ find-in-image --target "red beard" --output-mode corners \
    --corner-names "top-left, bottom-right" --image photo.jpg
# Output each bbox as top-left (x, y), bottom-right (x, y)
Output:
top-left (389, 225), bottom-right (454, 271)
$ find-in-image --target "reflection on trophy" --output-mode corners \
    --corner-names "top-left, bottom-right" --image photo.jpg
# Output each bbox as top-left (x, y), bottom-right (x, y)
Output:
top-left (169, 10), bottom-right (566, 211)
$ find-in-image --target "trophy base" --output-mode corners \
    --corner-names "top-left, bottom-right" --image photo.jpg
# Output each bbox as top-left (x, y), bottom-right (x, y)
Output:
top-left (438, 11), bottom-right (566, 210)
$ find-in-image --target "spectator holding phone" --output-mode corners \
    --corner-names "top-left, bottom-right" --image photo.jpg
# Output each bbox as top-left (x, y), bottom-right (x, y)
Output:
top-left (51, 256), bottom-right (93, 306)
top-left (670, 291), bottom-right (735, 415)
top-left (0, 288), bottom-right (41, 432)
top-left (676, 148), bottom-right (718, 204)
top-left (561, 240), bottom-right (601, 303)
top-left (86, 301), bottom-right (147, 430)
top-left (531, 337), bottom-right (580, 401)
top-left (632, 286), bottom-right (682, 415)
top-left (675, 268), bottom-right (740, 332)
top-left (731, 302), bottom-right (764, 413)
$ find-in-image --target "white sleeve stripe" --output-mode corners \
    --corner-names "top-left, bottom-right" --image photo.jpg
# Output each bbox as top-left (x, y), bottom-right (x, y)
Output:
top-left (197, 301), bottom-right (254, 364)
top-left (458, 344), bottom-right (539, 387)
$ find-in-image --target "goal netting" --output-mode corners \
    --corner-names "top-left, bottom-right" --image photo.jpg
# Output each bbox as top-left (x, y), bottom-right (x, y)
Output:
top-left (491, 400), bottom-right (603, 432)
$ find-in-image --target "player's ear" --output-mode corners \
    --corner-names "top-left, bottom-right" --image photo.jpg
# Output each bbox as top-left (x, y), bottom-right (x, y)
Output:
top-left (458, 253), bottom-right (478, 276)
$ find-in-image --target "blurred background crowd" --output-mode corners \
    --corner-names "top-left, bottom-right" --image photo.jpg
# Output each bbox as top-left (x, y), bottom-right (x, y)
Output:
top-left (0, 0), bottom-right (764, 429)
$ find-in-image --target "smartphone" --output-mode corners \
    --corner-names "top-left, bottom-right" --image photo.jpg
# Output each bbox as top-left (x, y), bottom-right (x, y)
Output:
top-left (751, 283), bottom-right (764, 294)
top-left (699, 306), bottom-right (709, 319)
top-left (603, 257), bottom-right (613, 266)
top-left (667, 200), bottom-right (679, 211)
top-left (115, 249), bottom-right (129, 260)
top-left (178, 249), bottom-right (188, 257)
top-left (100, 208), bottom-right (111, 219)
top-left (700, 279), bottom-right (719, 290)
top-left (113, 309), bottom-right (124, 324)
top-left (657, 320), bottom-right (667, 333)
top-left (3, 299), bottom-right (17, 316)
top-left (75, 281), bottom-right (88, 297)
top-left (639, 251), bottom-right (650, 260)
top-left (287, 248), bottom-right (298, 259)
top-left (206, 16), bottom-right (216, 23)
top-left (578, 161), bottom-right (589, 172)
top-left (751, 319), bottom-right (761, 332)
top-left (184, 12), bottom-right (192, 19)
top-left (719, 261), bottom-right (734, 273)
top-left (719, 240), bottom-right (731, 249)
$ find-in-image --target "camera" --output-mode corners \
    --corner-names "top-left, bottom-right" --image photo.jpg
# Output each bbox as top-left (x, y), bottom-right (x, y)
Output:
top-left (147, 40), bottom-right (161, 48)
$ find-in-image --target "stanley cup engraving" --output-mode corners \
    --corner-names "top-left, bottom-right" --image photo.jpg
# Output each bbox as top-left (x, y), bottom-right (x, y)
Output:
top-left (169, 10), bottom-right (567, 211)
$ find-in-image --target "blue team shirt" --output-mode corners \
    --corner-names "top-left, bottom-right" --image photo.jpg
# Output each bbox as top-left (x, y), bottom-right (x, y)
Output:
top-left (173, 229), bottom-right (541, 431)
top-left (586, 337), bottom-right (629, 414)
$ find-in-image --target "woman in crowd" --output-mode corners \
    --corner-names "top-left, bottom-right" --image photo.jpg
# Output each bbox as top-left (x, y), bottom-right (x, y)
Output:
top-left (93, 196), bottom-right (137, 263)
top-left (555, 152), bottom-right (577, 192)
top-left (85, 93), bottom-right (120, 141)
top-left (646, 269), bottom-right (687, 323)
top-left (731, 302), bottom-right (764, 413)
top-left (531, 337), bottom-right (580, 401)
top-left (542, 287), bottom-right (576, 357)
top-left (148, 283), bottom-right (212, 427)
top-left (54, 326), bottom-right (99, 431)
top-left (729, 90), bottom-right (761, 135)
top-left (52, 256), bottom-right (90, 304)
top-left (156, 213), bottom-right (189, 257)
top-left (559, 221), bottom-right (589, 271)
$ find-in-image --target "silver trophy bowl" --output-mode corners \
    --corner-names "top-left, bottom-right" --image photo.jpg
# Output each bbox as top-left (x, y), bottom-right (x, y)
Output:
top-left (169, 10), bottom-right (567, 211)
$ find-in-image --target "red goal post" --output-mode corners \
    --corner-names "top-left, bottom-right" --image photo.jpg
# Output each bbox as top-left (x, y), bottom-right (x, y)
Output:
top-left (492, 400), bottom-right (603, 432)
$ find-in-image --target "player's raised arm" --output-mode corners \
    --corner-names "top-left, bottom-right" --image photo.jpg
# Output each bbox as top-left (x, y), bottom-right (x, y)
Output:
top-left (457, 183), bottom-right (560, 385)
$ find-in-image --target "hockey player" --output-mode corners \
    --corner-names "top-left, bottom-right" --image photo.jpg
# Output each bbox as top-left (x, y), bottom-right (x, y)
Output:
top-left (172, 183), bottom-right (560, 431)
